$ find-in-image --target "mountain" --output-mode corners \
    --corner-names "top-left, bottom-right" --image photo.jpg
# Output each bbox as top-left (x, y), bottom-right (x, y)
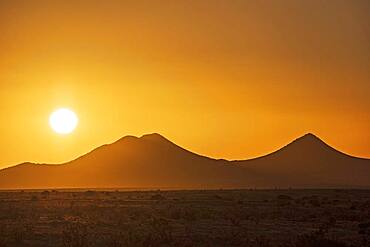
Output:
top-left (0, 133), bottom-right (369, 189)
top-left (233, 133), bottom-right (370, 187)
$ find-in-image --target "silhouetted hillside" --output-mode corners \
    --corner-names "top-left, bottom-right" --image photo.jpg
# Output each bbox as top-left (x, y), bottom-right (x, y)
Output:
top-left (234, 133), bottom-right (370, 187)
top-left (0, 133), bottom-right (369, 189)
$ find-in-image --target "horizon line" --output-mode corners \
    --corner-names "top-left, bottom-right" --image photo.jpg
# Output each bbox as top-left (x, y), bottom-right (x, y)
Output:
top-left (2, 132), bottom-right (369, 171)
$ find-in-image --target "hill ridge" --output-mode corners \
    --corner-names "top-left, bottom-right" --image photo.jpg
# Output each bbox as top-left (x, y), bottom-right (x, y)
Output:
top-left (2, 132), bottom-right (369, 169)
top-left (0, 132), bottom-right (369, 189)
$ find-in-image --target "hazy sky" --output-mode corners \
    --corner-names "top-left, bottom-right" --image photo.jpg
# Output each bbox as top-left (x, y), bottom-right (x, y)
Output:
top-left (0, 0), bottom-right (369, 168)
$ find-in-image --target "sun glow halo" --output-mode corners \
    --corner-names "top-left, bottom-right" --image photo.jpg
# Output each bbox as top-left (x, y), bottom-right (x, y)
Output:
top-left (49, 108), bottom-right (78, 134)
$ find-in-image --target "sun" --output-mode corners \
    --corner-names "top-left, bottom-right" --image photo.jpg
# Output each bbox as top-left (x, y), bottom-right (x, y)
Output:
top-left (49, 108), bottom-right (78, 134)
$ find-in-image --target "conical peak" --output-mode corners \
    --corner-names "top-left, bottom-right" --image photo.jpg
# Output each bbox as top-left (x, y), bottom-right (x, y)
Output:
top-left (285, 132), bottom-right (330, 151)
top-left (299, 133), bottom-right (321, 141)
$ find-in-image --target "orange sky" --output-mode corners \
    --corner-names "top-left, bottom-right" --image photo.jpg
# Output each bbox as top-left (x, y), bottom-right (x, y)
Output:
top-left (0, 0), bottom-right (369, 169)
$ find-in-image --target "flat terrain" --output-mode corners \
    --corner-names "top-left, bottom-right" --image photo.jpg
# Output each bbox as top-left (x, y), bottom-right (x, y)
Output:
top-left (0, 189), bottom-right (369, 246)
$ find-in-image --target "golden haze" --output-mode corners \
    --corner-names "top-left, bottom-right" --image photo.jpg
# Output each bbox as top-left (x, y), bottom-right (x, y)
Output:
top-left (0, 0), bottom-right (369, 169)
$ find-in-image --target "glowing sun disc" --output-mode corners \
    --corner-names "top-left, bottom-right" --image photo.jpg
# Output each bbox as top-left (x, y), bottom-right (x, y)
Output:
top-left (49, 108), bottom-right (78, 134)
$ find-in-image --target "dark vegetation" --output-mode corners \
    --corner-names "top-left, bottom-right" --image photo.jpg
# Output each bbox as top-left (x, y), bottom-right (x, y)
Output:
top-left (0, 189), bottom-right (369, 246)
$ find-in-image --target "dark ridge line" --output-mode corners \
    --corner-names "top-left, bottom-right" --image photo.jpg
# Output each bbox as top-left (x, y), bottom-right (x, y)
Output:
top-left (232, 133), bottom-right (369, 163)
top-left (1, 132), bottom-right (369, 171)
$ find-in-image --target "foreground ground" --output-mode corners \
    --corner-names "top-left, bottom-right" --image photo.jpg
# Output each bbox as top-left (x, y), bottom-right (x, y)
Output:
top-left (0, 189), bottom-right (369, 246)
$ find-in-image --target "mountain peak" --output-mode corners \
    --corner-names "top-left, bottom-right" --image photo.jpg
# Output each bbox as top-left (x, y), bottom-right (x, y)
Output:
top-left (140, 133), bottom-right (169, 142)
top-left (112, 133), bottom-right (171, 147)
top-left (280, 132), bottom-right (333, 155)
top-left (113, 135), bottom-right (139, 144)
top-left (141, 133), bottom-right (163, 138)
top-left (292, 132), bottom-right (324, 144)
top-left (299, 132), bottom-right (321, 141)
top-left (1, 132), bottom-right (369, 189)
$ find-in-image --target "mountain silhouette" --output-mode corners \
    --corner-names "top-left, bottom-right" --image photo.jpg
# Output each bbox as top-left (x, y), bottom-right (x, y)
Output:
top-left (0, 133), bottom-right (369, 189)
top-left (234, 133), bottom-right (370, 187)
